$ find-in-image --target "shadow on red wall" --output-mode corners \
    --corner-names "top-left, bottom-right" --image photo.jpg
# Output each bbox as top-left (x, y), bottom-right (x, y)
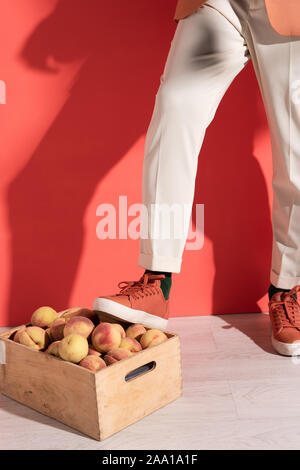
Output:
top-left (6, 0), bottom-right (272, 325)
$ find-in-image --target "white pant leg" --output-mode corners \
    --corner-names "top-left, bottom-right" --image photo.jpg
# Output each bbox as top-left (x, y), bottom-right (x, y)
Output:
top-left (242, 0), bottom-right (300, 288)
top-left (138, 3), bottom-right (249, 273)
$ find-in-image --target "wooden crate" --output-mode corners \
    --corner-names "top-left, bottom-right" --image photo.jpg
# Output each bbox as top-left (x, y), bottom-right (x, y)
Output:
top-left (0, 313), bottom-right (182, 440)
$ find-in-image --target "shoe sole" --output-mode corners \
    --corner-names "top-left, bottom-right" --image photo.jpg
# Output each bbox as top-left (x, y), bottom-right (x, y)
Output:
top-left (271, 334), bottom-right (300, 356)
top-left (93, 297), bottom-right (168, 330)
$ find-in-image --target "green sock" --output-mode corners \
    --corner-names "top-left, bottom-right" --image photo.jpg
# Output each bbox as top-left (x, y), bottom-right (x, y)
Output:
top-left (145, 270), bottom-right (172, 300)
top-left (268, 284), bottom-right (297, 301)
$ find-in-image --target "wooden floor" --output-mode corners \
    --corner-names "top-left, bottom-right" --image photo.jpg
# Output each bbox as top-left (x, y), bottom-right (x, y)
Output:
top-left (2, 313), bottom-right (300, 450)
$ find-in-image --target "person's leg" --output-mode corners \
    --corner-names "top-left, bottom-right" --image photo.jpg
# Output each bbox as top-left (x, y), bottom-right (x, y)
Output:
top-left (139, 2), bottom-right (250, 275)
top-left (94, 2), bottom-right (250, 328)
top-left (242, 0), bottom-right (300, 292)
top-left (241, 0), bottom-right (300, 354)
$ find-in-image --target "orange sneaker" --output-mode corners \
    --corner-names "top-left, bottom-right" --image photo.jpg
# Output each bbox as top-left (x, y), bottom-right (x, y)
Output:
top-left (93, 273), bottom-right (169, 329)
top-left (269, 285), bottom-right (300, 356)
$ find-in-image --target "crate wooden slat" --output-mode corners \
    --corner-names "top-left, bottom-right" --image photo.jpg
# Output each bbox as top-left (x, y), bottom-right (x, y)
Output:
top-left (0, 316), bottom-right (182, 441)
top-left (95, 335), bottom-right (182, 440)
top-left (0, 333), bottom-right (100, 439)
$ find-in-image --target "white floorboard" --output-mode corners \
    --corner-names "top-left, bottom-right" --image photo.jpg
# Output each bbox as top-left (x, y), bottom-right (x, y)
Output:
top-left (1, 313), bottom-right (300, 450)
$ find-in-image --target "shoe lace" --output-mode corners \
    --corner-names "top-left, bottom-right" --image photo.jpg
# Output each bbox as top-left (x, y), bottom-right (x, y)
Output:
top-left (270, 285), bottom-right (300, 329)
top-left (116, 273), bottom-right (165, 300)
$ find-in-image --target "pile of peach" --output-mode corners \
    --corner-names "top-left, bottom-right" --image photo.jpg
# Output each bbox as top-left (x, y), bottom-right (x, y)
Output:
top-left (11, 306), bottom-right (168, 372)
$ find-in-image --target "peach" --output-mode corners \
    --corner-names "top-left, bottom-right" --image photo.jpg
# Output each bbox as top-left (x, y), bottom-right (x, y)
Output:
top-left (31, 306), bottom-right (58, 328)
top-left (92, 322), bottom-right (122, 353)
top-left (125, 323), bottom-right (147, 341)
top-left (58, 334), bottom-right (89, 363)
top-left (64, 316), bottom-right (94, 339)
top-left (13, 326), bottom-right (26, 343)
top-left (19, 326), bottom-right (49, 350)
top-left (104, 348), bottom-right (132, 365)
top-left (112, 323), bottom-right (126, 338)
top-left (59, 307), bottom-right (95, 322)
top-left (119, 337), bottom-right (142, 353)
top-left (140, 329), bottom-right (168, 349)
top-left (46, 341), bottom-right (61, 357)
top-left (88, 347), bottom-right (101, 357)
top-left (80, 355), bottom-right (106, 372)
top-left (50, 318), bottom-right (66, 341)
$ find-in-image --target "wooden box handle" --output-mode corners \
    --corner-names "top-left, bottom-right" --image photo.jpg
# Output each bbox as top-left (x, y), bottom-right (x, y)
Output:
top-left (125, 361), bottom-right (156, 382)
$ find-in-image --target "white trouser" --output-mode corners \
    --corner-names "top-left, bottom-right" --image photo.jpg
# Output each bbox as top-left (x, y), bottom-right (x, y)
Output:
top-left (138, 0), bottom-right (300, 289)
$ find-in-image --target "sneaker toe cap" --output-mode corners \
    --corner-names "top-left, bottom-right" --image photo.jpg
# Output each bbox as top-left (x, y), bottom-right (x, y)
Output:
top-left (275, 328), bottom-right (300, 344)
top-left (104, 295), bottom-right (131, 308)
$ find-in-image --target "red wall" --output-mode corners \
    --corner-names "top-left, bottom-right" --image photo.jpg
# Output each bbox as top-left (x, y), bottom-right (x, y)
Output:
top-left (0, 0), bottom-right (273, 326)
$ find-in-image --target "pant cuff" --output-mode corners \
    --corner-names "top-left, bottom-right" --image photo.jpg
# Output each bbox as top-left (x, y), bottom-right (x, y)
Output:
top-left (138, 253), bottom-right (182, 273)
top-left (270, 270), bottom-right (300, 289)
